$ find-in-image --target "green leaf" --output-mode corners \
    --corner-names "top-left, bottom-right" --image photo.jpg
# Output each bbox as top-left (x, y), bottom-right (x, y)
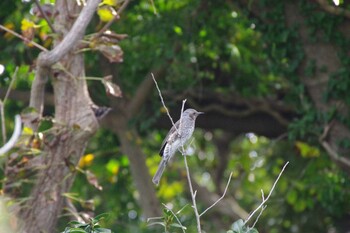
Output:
top-left (68, 228), bottom-right (88, 233)
top-left (68, 221), bottom-right (85, 226)
top-left (232, 219), bottom-right (245, 233)
top-left (170, 223), bottom-right (187, 230)
top-left (287, 189), bottom-right (298, 205)
top-left (247, 228), bottom-right (259, 233)
top-left (176, 204), bottom-right (188, 215)
top-left (94, 213), bottom-right (110, 222)
top-left (173, 26), bottom-right (183, 35)
top-left (147, 221), bottom-right (166, 227)
top-left (94, 228), bottom-right (112, 233)
top-left (84, 225), bottom-right (91, 232)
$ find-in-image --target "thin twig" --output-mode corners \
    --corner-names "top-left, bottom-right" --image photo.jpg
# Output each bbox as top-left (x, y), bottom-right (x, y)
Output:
top-left (3, 67), bottom-right (19, 104)
top-left (199, 172), bottom-right (233, 217)
top-left (244, 161), bottom-right (289, 225)
top-left (251, 205), bottom-right (266, 228)
top-left (177, 99), bottom-right (203, 232)
top-left (151, 73), bottom-right (177, 129)
top-left (0, 67), bottom-right (19, 143)
top-left (37, 0), bottom-right (100, 67)
top-left (0, 102), bottom-right (5, 144)
top-left (179, 99), bottom-right (187, 139)
top-left (0, 24), bottom-right (48, 51)
top-left (162, 204), bottom-right (186, 233)
top-left (183, 153), bottom-right (201, 233)
top-left (34, 0), bottom-right (56, 33)
top-left (151, 74), bottom-right (201, 232)
top-left (96, 0), bottom-right (131, 37)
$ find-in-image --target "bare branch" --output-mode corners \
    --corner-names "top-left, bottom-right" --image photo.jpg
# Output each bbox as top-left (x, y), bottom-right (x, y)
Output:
top-left (319, 122), bottom-right (350, 170)
top-left (64, 197), bottom-right (85, 223)
top-left (178, 97), bottom-right (202, 232)
top-left (39, 0), bottom-right (100, 67)
top-left (29, 65), bottom-right (49, 119)
top-left (162, 204), bottom-right (186, 233)
top-left (244, 161), bottom-right (289, 225)
top-left (151, 76), bottom-right (201, 231)
top-left (0, 115), bottom-right (22, 156)
top-left (2, 67), bottom-right (19, 104)
top-left (96, 0), bottom-right (131, 37)
top-left (33, 0), bottom-right (56, 33)
top-left (191, 179), bottom-right (249, 219)
top-left (0, 102), bottom-right (5, 144)
top-left (321, 139), bottom-right (350, 168)
top-left (0, 67), bottom-right (18, 143)
top-left (251, 205), bottom-right (266, 229)
top-left (0, 24), bottom-right (48, 51)
top-left (316, 0), bottom-right (350, 19)
top-left (151, 73), bottom-right (177, 129)
top-left (199, 172), bottom-right (233, 217)
top-left (183, 150), bottom-right (201, 233)
top-left (30, 0), bottom-right (100, 119)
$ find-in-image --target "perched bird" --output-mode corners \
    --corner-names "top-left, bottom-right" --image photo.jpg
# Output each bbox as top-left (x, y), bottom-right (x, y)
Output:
top-left (152, 108), bottom-right (203, 185)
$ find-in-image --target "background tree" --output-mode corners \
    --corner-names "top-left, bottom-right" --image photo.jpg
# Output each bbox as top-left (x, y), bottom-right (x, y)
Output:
top-left (1, 0), bottom-right (350, 232)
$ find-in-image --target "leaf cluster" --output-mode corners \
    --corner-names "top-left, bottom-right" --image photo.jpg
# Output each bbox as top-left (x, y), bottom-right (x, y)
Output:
top-left (62, 213), bottom-right (112, 233)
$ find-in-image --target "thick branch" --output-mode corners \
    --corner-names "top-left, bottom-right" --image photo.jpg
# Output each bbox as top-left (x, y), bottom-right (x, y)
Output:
top-left (29, 65), bottom-right (50, 117)
top-left (30, 0), bottom-right (100, 119)
top-left (319, 122), bottom-right (350, 175)
top-left (316, 0), bottom-right (350, 19)
top-left (39, 0), bottom-right (100, 67)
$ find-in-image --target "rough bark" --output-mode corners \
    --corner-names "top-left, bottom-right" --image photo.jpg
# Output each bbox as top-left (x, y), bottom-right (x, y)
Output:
top-left (19, 1), bottom-right (100, 232)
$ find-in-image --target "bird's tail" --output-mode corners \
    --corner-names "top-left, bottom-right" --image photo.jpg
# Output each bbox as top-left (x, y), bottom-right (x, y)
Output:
top-left (152, 158), bottom-right (167, 185)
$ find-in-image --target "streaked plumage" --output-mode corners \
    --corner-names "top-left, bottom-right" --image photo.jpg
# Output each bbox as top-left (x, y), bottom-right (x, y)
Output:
top-left (152, 108), bottom-right (203, 185)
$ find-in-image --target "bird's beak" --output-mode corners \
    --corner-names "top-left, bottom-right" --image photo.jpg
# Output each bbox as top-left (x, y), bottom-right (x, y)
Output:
top-left (197, 112), bottom-right (204, 115)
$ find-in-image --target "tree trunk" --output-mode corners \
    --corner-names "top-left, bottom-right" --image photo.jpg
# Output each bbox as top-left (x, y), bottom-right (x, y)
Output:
top-left (20, 1), bottom-right (99, 232)
top-left (284, 2), bottom-right (350, 174)
top-left (107, 113), bottom-right (162, 218)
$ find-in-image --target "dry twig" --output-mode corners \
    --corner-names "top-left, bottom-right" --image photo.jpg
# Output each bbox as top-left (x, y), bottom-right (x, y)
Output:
top-left (151, 73), bottom-right (177, 129)
top-left (244, 161), bottom-right (289, 226)
top-left (0, 67), bottom-right (19, 144)
top-left (33, 0), bottom-right (56, 33)
top-left (151, 73), bottom-right (236, 233)
top-left (199, 172), bottom-right (233, 217)
top-left (96, 0), bottom-right (131, 37)
top-left (162, 203), bottom-right (186, 233)
top-left (0, 24), bottom-right (48, 51)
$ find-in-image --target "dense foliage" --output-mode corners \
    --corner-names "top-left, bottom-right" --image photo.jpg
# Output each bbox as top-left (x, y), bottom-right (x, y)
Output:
top-left (1, 0), bottom-right (350, 232)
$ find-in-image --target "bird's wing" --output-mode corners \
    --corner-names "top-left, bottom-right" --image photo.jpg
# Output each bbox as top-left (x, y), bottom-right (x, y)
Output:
top-left (159, 120), bottom-right (180, 157)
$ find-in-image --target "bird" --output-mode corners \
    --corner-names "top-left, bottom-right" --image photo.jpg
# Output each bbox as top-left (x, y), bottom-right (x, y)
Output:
top-left (152, 108), bottom-right (203, 185)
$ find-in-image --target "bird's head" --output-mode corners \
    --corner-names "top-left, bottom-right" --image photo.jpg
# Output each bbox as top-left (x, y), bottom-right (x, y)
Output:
top-left (183, 108), bottom-right (204, 120)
